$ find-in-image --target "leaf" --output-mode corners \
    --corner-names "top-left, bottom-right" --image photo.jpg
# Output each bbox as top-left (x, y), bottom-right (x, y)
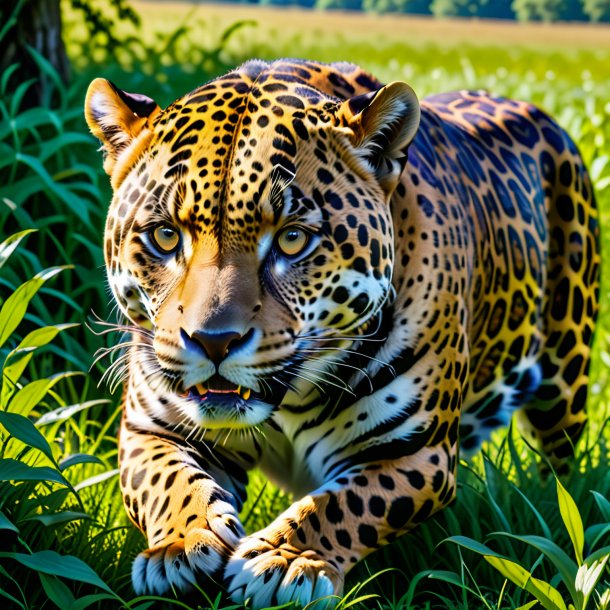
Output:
top-left (0, 411), bottom-right (55, 463)
top-left (584, 546), bottom-right (610, 564)
top-left (338, 594), bottom-right (378, 609)
top-left (557, 479), bottom-right (585, 565)
top-left (11, 107), bottom-right (61, 134)
top-left (0, 459), bottom-right (68, 487)
top-left (8, 371), bottom-right (82, 416)
top-left (74, 469), bottom-right (119, 492)
top-left (39, 573), bottom-right (76, 609)
top-left (0, 509), bottom-right (18, 533)
top-left (36, 400), bottom-right (110, 426)
top-left (510, 482), bottom-right (553, 540)
top-left (490, 532), bottom-right (579, 603)
top-left (484, 554), bottom-right (531, 589)
top-left (26, 45), bottom-right (66, 108)
top-left (22, 511), bottom-right (90, 527)
top-left (443, 535), bottom-right (503, 558)
top-left (59, 454), bottom-right (104, 472)
top-left (0, 229), bottom-right (35, 271)
top-left (0, 585), bottom-right (25, 609)
top-left (591, 491), bottom-right (610, 522)
top-left (0, 266), bottom-right (69, 349)
top-left (485, 555), bottom-right (568, 610)
top-left (426, 569), bottom-right (471, 588)
top-left (0, 550), bottom-right (117, 596)
top-left (516, 602), bottom-right (539, 610)
top-left (130, 604), bottom-right (156, 610)
top-left (14, 153), bottom-right (89, 221)
top-left (69, 594), bottom-right (126, 610)
top-left (585, 523), bottom-right (610, 551)
top-left (2, 323), bottom-right (78, 403)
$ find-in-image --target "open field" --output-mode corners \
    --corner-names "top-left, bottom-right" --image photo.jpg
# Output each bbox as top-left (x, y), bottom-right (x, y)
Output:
top-left (135, 1), bottom-right (610, 49)
top-left (1, 3), bottom-right (609, 609)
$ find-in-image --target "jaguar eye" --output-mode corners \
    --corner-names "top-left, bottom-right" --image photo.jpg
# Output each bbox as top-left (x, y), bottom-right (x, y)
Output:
top-left (276, 226), bottom-right (310, 258)
top-left (151, 226), bottom-right (180, 254)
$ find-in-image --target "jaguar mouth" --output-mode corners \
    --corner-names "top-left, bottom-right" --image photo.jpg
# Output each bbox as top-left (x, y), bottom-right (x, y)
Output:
top-left (183, 374), bottom-right (253, 401)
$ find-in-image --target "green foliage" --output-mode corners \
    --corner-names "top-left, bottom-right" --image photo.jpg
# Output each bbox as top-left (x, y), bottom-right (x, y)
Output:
top-left (512, 0), bottom-right (588, 22)
top-left (512, 0), bottom-right (562, 21)
top-left (69, 0), bottom-right (140, 51)
top-left (431, 0), bottom-right (514, 18)
top-left (314, 0), bottom-right (600, 20)
top-left (583, 0), bottom-right (610, 21)
top-left (0, 231), bottom-right (123, 608)
top-left (360, 0), bottom-right (431, 15)
top-left (0, 2), bottom-right (609, 609)
top-left (445, 477), bottom-right (610, 609)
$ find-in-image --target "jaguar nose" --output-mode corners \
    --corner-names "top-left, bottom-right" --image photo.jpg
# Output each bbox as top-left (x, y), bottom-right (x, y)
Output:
top-left (186, 330), bottom-right (243, 365)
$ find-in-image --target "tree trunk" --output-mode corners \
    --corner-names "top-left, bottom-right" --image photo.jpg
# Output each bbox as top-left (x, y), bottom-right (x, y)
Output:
top-left (1, 0), bottom-right (70, 106)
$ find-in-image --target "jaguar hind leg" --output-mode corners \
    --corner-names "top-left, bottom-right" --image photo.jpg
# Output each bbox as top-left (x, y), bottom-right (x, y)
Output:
top-left (516, 343), bottom-right (591, 474)
top-left (517, 132), bottom-right (600, 473)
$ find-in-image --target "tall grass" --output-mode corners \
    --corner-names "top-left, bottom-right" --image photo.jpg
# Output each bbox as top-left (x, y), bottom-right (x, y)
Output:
top-left (0, 5), bottom-right (609, 609)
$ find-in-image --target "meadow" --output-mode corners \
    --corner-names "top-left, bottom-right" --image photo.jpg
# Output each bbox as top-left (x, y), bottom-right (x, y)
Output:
top-left (0, 2), bottom-right (609, 608)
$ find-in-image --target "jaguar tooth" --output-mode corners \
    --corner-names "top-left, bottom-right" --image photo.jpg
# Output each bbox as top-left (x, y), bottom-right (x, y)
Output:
top-left (196, 383), bottom-right (208, 396)
top-left (242, 388), bottom-right (251, 400)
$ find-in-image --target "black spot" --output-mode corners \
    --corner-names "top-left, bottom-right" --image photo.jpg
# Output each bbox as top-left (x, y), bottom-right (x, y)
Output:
top-left (358, 524), bottom-right (378, 547)
top-left (276, 95), bottom-right (305, 109)
top-left (379, 475), bottom-right (395, 490)
top-left (369, 496), bottom-right (386, 517)
top-left (413, 499), bottom-right (434, 523)
top-left (387, 496), bottom-right (414, 529)
top-left (164, 471), bottom-right (177, 490)
top-left (346, 490), bottom-right (364, 516)
top-left (559, 160), bottom-right (573, 187)
top-left (398, 469), bottom-right (425, 490)
top-left (336, 529), bottom-right (352, 549)
top-left (332, 287), bottom-right (349, 304)
top-left (325, 494), bottom-right (344, 523)
top-left (131, 469), bottom-right (146, 490)
top-left (563, 354), bottom-right (583, 385)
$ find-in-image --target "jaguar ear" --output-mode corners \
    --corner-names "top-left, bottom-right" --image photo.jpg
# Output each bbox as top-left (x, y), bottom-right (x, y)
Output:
top-left (335, 82), bottom-right (420, 197)
top-left (85, 78), bottom-right (160, 176)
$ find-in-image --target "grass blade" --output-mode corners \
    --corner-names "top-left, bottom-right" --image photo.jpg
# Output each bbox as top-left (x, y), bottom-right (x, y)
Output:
top-left (557, 479), bottom-right (585, 566)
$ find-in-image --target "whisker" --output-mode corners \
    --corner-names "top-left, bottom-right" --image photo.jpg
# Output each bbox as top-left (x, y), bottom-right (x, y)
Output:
top-left (298, 362), bottom-right (356, 392)
top-left (290, 367), bottom-right (355, 397)
top-left (298, 346), bottom-right (396, 377)
top-left (299, 350), bottom-right (374, 393)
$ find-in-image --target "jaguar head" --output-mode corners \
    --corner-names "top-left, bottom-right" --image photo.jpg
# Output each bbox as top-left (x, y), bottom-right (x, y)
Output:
top-left (85, 61), bottom-right (419, 430)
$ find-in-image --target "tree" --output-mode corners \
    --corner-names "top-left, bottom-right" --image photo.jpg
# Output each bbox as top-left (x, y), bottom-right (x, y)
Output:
top-left (559, 0), bottom-right (588, 20)
top-left (431, 0), bottom-right (513, 19)
top-left (390, 0), bottom-right (433, 13)
top-left (317, 0), bottom-right (363, 10)
top-left (0, 0), bottom-right (140, 107)
top-left (0, 0), bottom-right (70, 105)
top-left (582, 0), bottom-right (610, 20)
top-left (512, 0), bottom-right (563, 21)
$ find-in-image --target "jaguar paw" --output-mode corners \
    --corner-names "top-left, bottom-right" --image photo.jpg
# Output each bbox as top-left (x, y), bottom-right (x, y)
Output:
top-left (225, 537), bottom-right (343, 609)
top-left (132, 511), bottom-right (245, 596)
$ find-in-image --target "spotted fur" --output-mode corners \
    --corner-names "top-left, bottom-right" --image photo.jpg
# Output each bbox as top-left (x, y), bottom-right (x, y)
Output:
top-left (85, 59), bottom-right (599, 608)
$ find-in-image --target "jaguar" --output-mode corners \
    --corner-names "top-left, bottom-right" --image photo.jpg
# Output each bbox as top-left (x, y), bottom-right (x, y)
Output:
top-left (85, 58), bottom-right (599, 609)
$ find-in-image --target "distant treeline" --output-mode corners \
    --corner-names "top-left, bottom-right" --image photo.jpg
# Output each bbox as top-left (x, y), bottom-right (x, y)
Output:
top-left (231, 0), bottom-right (610, 22)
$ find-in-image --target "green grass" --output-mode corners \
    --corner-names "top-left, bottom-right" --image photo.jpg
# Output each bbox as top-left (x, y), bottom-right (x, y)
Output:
top-left (1, 4), bottom-right (609, 609)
